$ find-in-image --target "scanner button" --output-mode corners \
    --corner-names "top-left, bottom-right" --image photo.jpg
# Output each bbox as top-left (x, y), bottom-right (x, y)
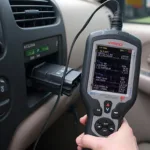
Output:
top-left (112, 110), bottom-right (120, 119)
top-left (104, 101), bottom-right (112, 113)
top-left (95, 118), bottom-right (115, 136)
top-left (95, 122), bottom-right (102, 131)
top-left (93, 108), bottom-right (102, 116)
top-left (111, 103), bottom-right (127, 119)
top-left (102, 121), bottom-right (109, 127)
top-left (100, 128), bottom-right (110, 136)
top-left (108, 125), bottom-right (115, 133)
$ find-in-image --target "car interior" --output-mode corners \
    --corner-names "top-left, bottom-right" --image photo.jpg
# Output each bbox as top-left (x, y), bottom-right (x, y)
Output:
top-left (0, 0), bottom-right (150, 150)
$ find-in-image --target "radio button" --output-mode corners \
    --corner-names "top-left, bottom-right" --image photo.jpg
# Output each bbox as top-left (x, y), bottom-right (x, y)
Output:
top-left (0, 78), bottom-right (8, 100)
top-left (0, 79), bottom-right (8, 92)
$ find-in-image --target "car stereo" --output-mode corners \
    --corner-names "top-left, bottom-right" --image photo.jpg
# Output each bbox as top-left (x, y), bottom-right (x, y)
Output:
top-left (24, 36), bottom-right (59, 63)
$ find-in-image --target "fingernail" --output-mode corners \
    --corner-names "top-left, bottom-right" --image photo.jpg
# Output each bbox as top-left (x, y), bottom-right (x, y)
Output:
top-left (81, 115), bottom-right (86, 119)
top-left (77, 146), bottom-right (82, 150)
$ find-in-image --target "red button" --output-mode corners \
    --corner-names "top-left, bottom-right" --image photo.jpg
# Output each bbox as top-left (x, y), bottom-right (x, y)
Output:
top-left (120, 96), bottom-right (125, 101)
top-left (106, 103), bottom-right (110, 107)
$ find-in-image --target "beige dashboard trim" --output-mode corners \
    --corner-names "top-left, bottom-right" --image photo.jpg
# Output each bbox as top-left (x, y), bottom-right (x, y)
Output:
top-left (123, 23), bottom-right (150, 44)
top-left (123, 23), bottom-right (150, 95)
top-left (139, 69), bottom-right (150, 95)
top-left (9, 87), bottom-right (80, 150)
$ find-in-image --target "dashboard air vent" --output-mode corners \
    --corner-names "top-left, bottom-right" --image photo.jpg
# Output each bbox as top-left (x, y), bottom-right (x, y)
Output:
top-left (9, 0), bottom-right (57, 28)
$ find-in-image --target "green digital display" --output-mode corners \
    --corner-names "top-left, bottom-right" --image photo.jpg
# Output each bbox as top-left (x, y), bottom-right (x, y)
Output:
top-left (25, 46), bottom-right (49, 57)
top-left (25, 49), bottom-right (35, 57)
top-left (40, 46), bottom-right (49, 52)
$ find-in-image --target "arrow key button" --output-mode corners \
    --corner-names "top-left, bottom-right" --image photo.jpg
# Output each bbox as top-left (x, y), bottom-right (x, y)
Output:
top-left (104, 101), bottom-right (112, 114)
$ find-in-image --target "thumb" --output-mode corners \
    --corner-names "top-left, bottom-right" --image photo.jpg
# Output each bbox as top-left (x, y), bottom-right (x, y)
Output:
top-left (118, 119), bottom-right (133, 135)
top-left (76, 134), bottom-right (104, 149)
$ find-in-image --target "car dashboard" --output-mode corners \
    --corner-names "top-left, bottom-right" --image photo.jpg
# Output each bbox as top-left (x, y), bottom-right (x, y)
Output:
top-left (0, 0), bottom-right (112, 150)
top-left (0, 0), bottom-right (67, 149)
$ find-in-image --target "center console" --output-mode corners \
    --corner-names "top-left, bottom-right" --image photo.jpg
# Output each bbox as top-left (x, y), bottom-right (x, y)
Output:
top-left (0, 0), bottom-right (67, 149)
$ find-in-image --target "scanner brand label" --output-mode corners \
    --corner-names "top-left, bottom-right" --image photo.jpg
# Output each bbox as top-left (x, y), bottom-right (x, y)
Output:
top-left (108, 41), bottom-right (123, 47)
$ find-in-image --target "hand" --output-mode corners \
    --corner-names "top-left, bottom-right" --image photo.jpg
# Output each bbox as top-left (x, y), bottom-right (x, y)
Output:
top-left (76, 115), bottom-right (138, 150)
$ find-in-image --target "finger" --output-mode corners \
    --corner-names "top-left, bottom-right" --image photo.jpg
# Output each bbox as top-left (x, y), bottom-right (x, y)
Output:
top-left (76, 133), bottom-right (84, 146)
top-left (119, 119), bottom-right (130, 130)
top-left (77, 134), bottom-right (104, 149)
top-left (77, 146), bottom-right (82, 150)
top-left (80, 115), bottom-right (87, 125)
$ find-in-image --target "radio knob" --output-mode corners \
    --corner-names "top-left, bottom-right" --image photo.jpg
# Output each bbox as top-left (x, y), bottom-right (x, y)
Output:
top-left (0, 99), bottom-right (10, 118)
top-left (0, 78), bottom-right (8, 97)
top-left (0, 42), bottom-right (4, 58)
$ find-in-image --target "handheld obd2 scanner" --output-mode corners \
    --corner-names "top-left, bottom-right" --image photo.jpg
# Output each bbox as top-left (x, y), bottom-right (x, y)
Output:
top-left (80, 29), bottom-right (142, 137)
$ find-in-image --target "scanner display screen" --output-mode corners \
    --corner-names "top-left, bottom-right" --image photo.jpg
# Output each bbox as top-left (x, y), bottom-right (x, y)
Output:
top-left (92, 45), bottom-right (132, 94)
